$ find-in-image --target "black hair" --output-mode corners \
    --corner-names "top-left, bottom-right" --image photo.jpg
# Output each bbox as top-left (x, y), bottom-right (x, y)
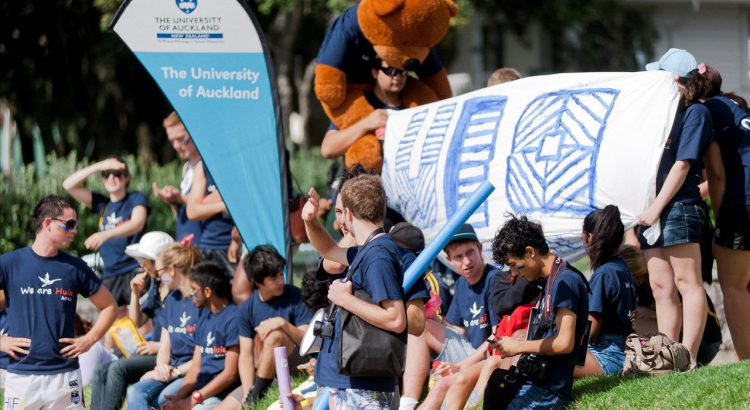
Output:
top-left (243, 244), bottom-right (286, 286)
top-left (32, 195), bottom-right (74, 233)
top-left (583, 205), bottom-right (625, 270)
top-left (301, 270), bottom-right (329, 310)
top-left (188, 261), bottom-right (232, 301)
top-left (677, 69), bottom-right (711, 107)
top-left (492, 214), bottom-right (549, 266)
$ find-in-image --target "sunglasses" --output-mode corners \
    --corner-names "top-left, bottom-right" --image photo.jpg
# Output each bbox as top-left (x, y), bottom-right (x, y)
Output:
top-left (100, 170), bottom-right (127, 179)
top-left (378, 66), bottom-right (408, 77)
top-left (52, 218), bottom-right (78, 230)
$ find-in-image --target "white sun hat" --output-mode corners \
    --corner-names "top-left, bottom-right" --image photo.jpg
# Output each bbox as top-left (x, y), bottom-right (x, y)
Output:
top-left (125, 231), bottom-right (175, 261)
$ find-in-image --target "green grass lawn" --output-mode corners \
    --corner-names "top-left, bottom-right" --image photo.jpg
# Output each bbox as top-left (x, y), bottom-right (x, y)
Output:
top-left (3, 361), bottom-right (750, 408)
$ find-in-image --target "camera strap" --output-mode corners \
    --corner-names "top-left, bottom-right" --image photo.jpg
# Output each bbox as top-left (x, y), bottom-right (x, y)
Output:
top-left (541, 256), bottom-right (565, 319)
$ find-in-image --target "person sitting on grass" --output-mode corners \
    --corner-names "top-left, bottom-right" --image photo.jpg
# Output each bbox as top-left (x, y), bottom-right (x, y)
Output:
top-left (219, 245), bottom-right (314, 409)
top-left (573, 206), bottom-right (636, 377)
top-left (488, 214), bottom-right (589, 409)
top-left (164, 262), bottom-right (241, 409)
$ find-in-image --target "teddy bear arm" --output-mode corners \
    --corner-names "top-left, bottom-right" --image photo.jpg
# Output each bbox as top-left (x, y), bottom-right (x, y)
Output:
top-left (314, 64), bottom-right (348, 110)
top-left (421, 68), bottom-right (453, 100)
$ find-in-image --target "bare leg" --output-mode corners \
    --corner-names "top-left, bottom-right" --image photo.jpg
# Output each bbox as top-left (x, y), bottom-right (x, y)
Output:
top-left (573, 351), bottom-right (603, 378)
top-left (666, 243), bottom-right (706, 362)
top-left (716, 245), bottom-right (750, 359)
top-left (416, 373), bottom-right (455, 410)
top-left (443, 361), bottom-right (484, 410)
top-left (644, 248), bottom-right (682, 341)
top-left (257, 329), bottom-right (295, 379)
top-left (402, 332), bottom-right (431, 406)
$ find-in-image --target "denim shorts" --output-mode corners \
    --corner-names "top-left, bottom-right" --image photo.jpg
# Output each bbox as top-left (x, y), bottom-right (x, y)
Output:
top-left (589, 333), bottom-right (626, 375)
top-left (715, 205), bottom-right (750, 251)
top-left (435, 326), bottom-right (475, 364)
top-left (638, 202), bottom-right (704, 249)
top-left (507, 382), bottom-right (570, 410)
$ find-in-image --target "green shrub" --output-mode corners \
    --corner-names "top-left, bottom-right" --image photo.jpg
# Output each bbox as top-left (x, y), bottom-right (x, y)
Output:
top-left (0, 151), bottom-right (181, 256)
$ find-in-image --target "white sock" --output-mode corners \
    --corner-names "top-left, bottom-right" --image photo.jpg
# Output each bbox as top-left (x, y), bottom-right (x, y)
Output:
top-left (399, 397), bottom-right (419, 410)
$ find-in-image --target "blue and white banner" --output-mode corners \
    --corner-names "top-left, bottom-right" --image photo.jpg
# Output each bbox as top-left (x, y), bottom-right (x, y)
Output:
top-left (111, 0), bottom-right (289, 262)
top-left (383, 71), bottom-right (679, 260)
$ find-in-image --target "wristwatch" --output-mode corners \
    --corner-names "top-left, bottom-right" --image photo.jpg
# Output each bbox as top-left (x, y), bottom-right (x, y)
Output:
top-left (173, 367), bottom-right (182, 377)
top-left (191, 390), bottom-right (204, 404)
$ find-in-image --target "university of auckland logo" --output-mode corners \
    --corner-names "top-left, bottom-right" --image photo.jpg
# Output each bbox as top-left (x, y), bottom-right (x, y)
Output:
top-left (176, 0), bottom-right (197, 14)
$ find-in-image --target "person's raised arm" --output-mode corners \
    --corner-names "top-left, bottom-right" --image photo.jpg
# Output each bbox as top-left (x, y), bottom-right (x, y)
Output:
top-left (301, 188), bottom-right (348, 264)
top-left (60, 286), bottom-right (117, 359)
top-left (128, 272), bottom-right (149, 326)
top-left (703, 141), bottom-right (725, 216)
top-left (62, 158), bottom-right (126, 208)
top-left (320, 109), bottom-right (388, 159)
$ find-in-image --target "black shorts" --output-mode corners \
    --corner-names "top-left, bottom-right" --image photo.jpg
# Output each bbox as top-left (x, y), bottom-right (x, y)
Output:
top-left (102, 271), bottom-right (138, 307)
top-left (715, 205), bottom-right (750, 251)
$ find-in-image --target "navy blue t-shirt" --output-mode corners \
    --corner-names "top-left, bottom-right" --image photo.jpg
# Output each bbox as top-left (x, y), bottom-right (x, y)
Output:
top-left (140, 281), bottom-right (164, 342)
top-left (445, 264), bottom-right (500, 348)
top-left (315, 235), bottom-right (404, 392)
top-left (199, 163), bottom-right (233, 251)
top-left (327, 92), bottom-right (404, 131)
top-left (162, 289), bottom-right (206, 367)
top-left (238, 285), bottom-right (314, 339)
top-left (655, 104), bottom-right (714, 206)
top-left (176, 161), bottom-right (203, 244)
top-left (316, 2), bottom-right (444, 86)
top-left (197, 304), bottom-right (239, 378)
top-left (588, 258), bottom-right (636, 338)
top-left (535, 262), bottom-right (589, 401)
top-left (704, 95), bottom-right (750, 207)
top-left (91, 191), bottom-right (150, 277)
top-left (0, 309), bottom-right (9, 369)
top-left (0, 247), bottom-right (101, 374)
top-left (397, 247), bottom-right (430, 302)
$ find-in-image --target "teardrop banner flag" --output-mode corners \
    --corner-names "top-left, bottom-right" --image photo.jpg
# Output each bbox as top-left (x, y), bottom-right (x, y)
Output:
top-left (110, 0), bottom-right (290, 266)
top-left (382, 71), bottom-right (680, 260)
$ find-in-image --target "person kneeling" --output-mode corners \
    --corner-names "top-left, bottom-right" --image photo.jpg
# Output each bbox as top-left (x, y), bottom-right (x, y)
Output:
top-left (488, 215), bottom-right (590, 409)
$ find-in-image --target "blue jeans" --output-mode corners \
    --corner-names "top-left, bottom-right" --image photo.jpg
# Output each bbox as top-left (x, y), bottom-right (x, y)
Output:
top-left (126, 377), bottom-right (184, 410)
top-left (89, 354), bottom-right (156, 410)
top-left (508, 382), bottom-right (570, 410)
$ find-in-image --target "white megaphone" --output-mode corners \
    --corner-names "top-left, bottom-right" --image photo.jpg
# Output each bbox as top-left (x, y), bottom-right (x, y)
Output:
top-left (299, 308), bottom-right (325, 356)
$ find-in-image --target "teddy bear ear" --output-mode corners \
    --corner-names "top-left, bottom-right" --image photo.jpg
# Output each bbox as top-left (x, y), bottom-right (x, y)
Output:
top-left (369, 0), bottom-right (405, 16)
top-left (445, 0), bottom-right (458, 17)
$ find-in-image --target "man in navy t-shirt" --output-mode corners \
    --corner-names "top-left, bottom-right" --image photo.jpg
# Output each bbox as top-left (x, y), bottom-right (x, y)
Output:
top-left (63, 156), bottom-right (150, 309)
top-left (413, 224), bottom-right (500, 409)
top-left (164, 262), bottom-right (240, 409)
top-left (491, 214), bottom-right (589, 408)
top-left (186, 161), bottom-right (235, 276)
top-left (225, 245), bottom-right (314, 408)
top-left (302, 174), bottom-right (406, 409)
top-left (0, 195), bottom-right (117, 409)
top-left (152, 111), bottom-right (203, 245)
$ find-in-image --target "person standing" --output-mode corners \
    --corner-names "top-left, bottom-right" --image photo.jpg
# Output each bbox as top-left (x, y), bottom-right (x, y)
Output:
top-left (152, 111), bottom-right (203, 244)
top-left (0, 195), bottom-right (118, 409)
top-left (63, 156), bottom-right (150, 312)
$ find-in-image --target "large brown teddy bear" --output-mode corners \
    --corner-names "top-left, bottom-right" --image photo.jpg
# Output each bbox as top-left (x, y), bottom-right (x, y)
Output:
top-left (315, 0), bottom-right (457, 172)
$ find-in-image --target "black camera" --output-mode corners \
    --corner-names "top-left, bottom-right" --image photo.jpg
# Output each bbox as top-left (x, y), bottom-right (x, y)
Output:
top-left (313, 315), bottom-right (335, 340)
top-left (515, 354), bottom-right (547, 380)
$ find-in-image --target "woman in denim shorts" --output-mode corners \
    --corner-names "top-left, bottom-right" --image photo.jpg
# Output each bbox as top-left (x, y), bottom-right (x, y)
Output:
top-left (575, 206), bottom-right (637, 376)
top-left (700, 65), bottom-right (750, 360)
top-left (637, 49), bottom-right (724, 368)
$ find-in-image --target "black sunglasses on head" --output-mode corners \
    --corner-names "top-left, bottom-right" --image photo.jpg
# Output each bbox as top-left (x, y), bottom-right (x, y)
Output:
top-left (100, 170), bottom-right (127, 179)
top-left (52, 218), bottom-right (78, 230)
top-left (378, 66), bottom-right (407, 77)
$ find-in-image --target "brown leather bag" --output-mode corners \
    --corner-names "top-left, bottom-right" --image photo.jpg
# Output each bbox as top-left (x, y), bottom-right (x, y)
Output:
top-left (622, 332), bottom-right (691, 376)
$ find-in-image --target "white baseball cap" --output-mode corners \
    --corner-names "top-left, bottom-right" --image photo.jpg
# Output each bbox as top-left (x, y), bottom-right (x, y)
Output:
top-left (125, 231), bottom-right (175, 261)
